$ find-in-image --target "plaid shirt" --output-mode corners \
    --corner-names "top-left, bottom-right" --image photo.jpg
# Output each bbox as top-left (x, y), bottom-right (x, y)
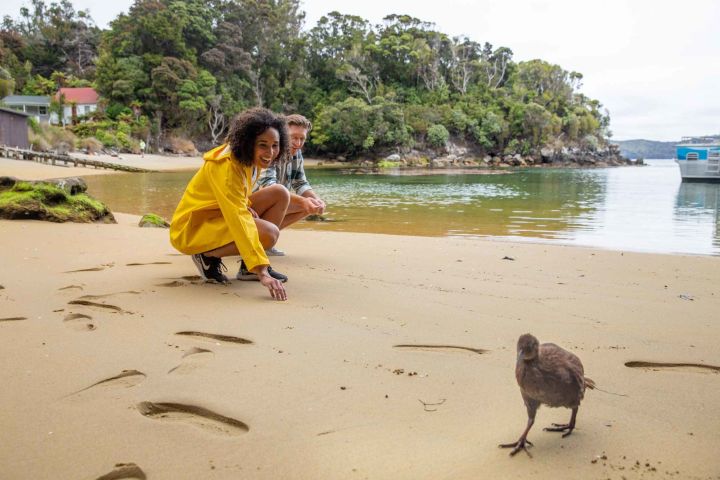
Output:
top-left (256, 149), bottom-right (312, 195)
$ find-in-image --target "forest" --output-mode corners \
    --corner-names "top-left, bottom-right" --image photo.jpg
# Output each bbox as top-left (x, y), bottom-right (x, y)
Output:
top-left (0, 0), bottom-right (613, 159)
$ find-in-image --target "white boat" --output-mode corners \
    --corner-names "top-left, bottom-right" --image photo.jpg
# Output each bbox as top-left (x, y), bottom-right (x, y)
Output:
top-left (675, 138), bottom-right (720, 182)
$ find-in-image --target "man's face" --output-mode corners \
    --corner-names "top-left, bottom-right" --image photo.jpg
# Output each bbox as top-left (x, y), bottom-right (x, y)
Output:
top-left (288, 125), bottom-right (308, 156)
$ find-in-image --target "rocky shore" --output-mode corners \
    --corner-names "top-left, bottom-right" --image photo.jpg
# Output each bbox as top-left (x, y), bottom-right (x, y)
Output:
top-left (363, 143), bottom-right (642, 169)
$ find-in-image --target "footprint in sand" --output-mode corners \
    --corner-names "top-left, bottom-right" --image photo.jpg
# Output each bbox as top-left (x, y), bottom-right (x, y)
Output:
top-left (175, 331), bottom-right (253, 345)
top-left (77, 291), bottom-right (141, 300)
top-left (393, 344), bottom-right (489, 355)
top-left (625, 361), bottom-right (720, 374)
top-left (137, 402), bottom-right (249, 436)
top-left (126, 262), bottom-right (172, 266)
top-left (96, 463), bottom-right (146, 480)
top-left (63, 313), bottom-right (96, 331)
top-left (63, 263), bottom-right (115, 273)
top-left (58, 284), bottom-right (84, 292)
top-left (155, 276), bottom-right (205, 287)
top-left (69, 370), bottom-right (146, 396)
top-left (0, 316), bottom-right (27, 322)
top-left (168, 348), bottom-right (215, 374)
top-left (156, 280), bottom-right (186, 287)
top-left (68, 299), bottom-right (127, 314)
top-left (180, 275), bottom-right (202, 282)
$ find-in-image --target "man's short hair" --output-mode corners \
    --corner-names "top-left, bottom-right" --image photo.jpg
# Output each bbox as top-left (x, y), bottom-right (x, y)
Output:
top-left (285, 114), bottom-right (312, 132)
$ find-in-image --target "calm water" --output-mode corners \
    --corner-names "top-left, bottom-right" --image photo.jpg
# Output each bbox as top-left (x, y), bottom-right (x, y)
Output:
top-left (84, 160), bottom-right (720, 255)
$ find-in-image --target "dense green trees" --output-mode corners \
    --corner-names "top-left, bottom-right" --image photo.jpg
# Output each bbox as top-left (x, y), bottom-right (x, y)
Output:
top-left (1, 0), bottom-right (611, 157)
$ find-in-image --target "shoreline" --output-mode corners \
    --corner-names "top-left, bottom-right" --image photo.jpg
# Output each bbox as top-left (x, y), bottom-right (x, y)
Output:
top-left (1, 214), bottom-right (719, 479)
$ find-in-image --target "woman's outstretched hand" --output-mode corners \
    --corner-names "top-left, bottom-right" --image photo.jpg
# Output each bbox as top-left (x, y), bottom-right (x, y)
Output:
top-left (259, 271), bottom-right (287, 301)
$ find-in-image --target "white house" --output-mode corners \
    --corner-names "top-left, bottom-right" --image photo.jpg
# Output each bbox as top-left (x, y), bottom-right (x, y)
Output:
top-left (54, 87), bottom-right (99, 125)
top-left (1, 95), bottom-right (52, 124)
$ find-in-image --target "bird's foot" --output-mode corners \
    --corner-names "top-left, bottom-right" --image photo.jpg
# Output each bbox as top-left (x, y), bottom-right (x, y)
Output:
top-left (499, 438), bottom-right (534, 457)
top-left (543, 423), bottom-right (574, 437)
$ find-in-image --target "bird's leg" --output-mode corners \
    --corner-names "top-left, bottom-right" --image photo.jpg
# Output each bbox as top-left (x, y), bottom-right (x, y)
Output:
top-left (499, 405), bottom-right (536, 457)
top-left (543, 407), bottom-right (577, 438)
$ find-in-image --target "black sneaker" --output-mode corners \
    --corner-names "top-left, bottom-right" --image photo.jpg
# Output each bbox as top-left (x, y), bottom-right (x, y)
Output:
top-left (192, 253), bottom-right (229, 284)
top-left (236, 260), bottom-right (288, 283)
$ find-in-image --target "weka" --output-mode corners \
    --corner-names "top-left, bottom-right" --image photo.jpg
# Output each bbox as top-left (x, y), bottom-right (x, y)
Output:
top-left (499, 333), bottom-right (595, 456)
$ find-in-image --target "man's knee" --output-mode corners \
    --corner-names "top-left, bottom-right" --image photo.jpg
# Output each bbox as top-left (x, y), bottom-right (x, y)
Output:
top-left (267, 184), bottom-right (290, 203)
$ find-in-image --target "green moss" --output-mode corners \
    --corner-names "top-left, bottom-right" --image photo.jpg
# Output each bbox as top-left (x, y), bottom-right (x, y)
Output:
top-left (377, 160), bottom-right (401, 168)
top-left (0, 182), bottom-right (114, 223)
top-left (138, 213), bottom-right (170, 228)
top-left (12, 182), bottom-right (33, 192)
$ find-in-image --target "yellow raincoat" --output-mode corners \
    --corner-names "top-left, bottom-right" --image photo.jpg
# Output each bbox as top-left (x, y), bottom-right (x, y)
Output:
top-left (169, 144), bottom-right (269, 271)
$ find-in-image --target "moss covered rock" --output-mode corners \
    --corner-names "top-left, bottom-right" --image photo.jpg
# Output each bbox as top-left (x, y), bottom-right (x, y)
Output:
top-left (138, 213), bottom-right (170, 228)
top-left (0, 177), bottom-right (115, 223)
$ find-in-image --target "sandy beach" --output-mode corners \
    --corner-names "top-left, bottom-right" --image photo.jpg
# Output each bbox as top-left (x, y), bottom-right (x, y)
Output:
top-left (1, 158), bottom-right (719, 480)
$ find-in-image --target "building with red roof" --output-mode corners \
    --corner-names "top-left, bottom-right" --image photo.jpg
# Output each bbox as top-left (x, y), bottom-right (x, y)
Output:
top-left (54, 87), bottom-right (100, 125)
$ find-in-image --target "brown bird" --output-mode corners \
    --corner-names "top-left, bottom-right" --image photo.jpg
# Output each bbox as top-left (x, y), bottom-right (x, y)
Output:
top-left (499, 333), bottom-right (595, 456)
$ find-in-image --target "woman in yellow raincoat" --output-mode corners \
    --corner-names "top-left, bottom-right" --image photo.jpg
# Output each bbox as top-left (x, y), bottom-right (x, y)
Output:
top-left (170, 108), bottom-right (290, 301)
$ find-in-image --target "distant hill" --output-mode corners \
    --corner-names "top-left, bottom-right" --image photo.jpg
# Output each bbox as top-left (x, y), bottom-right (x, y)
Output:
top-left (612, 139), bottom-right (676, 159)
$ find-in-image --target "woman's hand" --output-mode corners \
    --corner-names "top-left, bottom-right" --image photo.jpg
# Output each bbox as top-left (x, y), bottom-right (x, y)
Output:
top-left (257, 268), bottom-right (287, 301)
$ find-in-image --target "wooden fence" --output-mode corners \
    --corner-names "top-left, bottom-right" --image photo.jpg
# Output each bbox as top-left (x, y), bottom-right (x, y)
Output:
top-left (0, 145), bottom-right (154, 173)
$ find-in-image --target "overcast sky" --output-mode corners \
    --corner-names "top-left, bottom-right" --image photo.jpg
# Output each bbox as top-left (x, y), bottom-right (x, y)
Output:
top-left (3, 0), bottom-right (719, 141)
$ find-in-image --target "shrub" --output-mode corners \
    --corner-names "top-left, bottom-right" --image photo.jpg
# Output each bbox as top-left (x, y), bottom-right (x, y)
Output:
top-left (427, 124), bottom-right (450, 149)
top-left (95, 130), bottom-right (117, 149)
top-left (78, 137), bottom-right (103, 154)
top-left (312, 98), bottom-right (412, 156)
top-left (116, 131), bottom-right (134, 151)
top-left (106, 103), bottom-right (132, 120)
top-left (29, 131), bottom-right (50, 151)
top-left (166, 136), bottom-right (197, 155)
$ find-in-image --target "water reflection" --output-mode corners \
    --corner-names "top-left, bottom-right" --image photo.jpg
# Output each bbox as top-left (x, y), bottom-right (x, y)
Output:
top-left (82, 160), bottom-right (720, 255)
top-left (302, 168), bottom-right (606, 239)
top-left (675, 182), bottom-right (720, 252)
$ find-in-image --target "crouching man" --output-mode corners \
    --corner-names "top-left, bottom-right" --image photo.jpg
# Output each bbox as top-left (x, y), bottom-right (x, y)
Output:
top-left (255, 114), bottom-right (326, 256)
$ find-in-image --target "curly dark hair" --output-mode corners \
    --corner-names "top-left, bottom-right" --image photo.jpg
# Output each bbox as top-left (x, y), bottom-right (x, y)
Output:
top-left (226, 107), bottom-right (289, 166)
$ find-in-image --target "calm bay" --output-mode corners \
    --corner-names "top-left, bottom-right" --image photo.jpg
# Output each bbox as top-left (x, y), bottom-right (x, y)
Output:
top-left (84, 159), bottom-right (720, 256)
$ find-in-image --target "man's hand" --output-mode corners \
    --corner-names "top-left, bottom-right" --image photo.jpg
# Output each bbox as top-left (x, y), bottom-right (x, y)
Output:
top-left (308, 197), bottom-right (326, 214)
top-left (301, 196), bottom-right (324, 215)
top-left (248, 207), bottom-right (259, 218)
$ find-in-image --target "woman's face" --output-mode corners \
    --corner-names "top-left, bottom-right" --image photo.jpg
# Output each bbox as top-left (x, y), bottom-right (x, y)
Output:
top-left (253, 127), bottom-right (280, 169)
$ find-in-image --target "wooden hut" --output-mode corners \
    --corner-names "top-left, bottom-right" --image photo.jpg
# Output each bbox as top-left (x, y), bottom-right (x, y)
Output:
top-left (0, 107), bottom-right (30, 149)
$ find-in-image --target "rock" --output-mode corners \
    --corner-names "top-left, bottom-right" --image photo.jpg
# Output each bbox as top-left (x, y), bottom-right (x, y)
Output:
top-left (447, 142), bottom-right (468, 156)
top-left (0, 180), bottom-right (115, 223)
top-left (337, 156), bottom-right (346, 162)
top-left (0, 176), bottom-right (18, 188)
top-left (44, 177), bottom-right (88, 195)
top-left (385, 154), bottom-right (401, 162)
top-left (138, 213), bottom-right (170, 228)
top-left (431, 158), bottom-right (448, 168)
